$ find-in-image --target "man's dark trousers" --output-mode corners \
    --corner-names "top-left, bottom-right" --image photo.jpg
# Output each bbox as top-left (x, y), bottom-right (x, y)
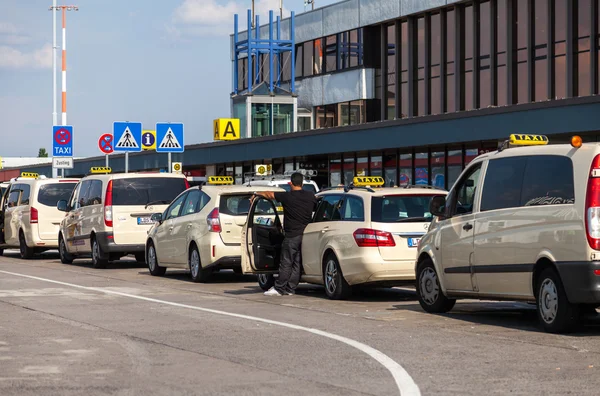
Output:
top-left (274, 235), bottom-right (303, 294)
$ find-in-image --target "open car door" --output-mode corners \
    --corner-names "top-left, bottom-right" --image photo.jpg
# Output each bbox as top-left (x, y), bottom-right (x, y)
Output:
top-left (241, 197), bottom-right (284, 275)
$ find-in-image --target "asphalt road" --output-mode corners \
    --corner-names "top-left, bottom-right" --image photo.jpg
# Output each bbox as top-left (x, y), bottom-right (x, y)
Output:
top-left (1, 250), bottom-right (600, 395)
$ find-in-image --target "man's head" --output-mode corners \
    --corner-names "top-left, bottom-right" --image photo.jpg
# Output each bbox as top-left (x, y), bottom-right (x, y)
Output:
top-left (290, 172), bottom-right (304, 190)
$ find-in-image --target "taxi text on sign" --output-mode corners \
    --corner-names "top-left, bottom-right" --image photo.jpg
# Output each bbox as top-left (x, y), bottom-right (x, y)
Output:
top-left (213, 119), bottom-right (240, 141)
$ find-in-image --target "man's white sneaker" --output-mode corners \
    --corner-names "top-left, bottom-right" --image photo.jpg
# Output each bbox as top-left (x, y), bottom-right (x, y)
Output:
top-left (264, 287), bottom-right (282, 296)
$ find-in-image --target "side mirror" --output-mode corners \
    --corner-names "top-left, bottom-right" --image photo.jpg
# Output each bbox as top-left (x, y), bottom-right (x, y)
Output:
top-left (57, 199), bottom-right (68, 212)
top-left (151, 213), bottom-right (163, 223)
top-left (430, 195), bottom-right (447, 217)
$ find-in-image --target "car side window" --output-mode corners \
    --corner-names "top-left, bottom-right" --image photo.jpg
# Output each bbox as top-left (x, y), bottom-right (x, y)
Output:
top-left (314, 195), bottom-right (343, 222)
top-left (181, 190), bottom-right (201, 217)
top-left (77, 180), bottom-right (92, 208)
top-left (68, 183), bottom-right (81, 211)
top-left (197, 192), bottom-right (211, 213)
top-left (165, 193), bottom-right (187, 220)
top-left (7, 190), bottom-right (20, 208)
top-left (448, 163), bottom-right (482, 216)
top-left (341, 195), bottom-right (365, 221)
top-left (86, 180), bottom-right (103, 206)
top-left (19, 184), bottom-right (31, 206)
top-left (480, 157), bottom-right (527, 212)
top-left (521, 155), bottom-right (575, 206)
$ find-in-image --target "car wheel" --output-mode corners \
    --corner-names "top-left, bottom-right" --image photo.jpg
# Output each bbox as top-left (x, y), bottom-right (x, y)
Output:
top-left (0, 248), bottom-right (3, 256)
top-left (91, 237), bottom-right (108, 269)
top-left (189, 245), bottom-right (211, 283)
top-left (59, 234), bottom-right (74, 264)
top-left (416, 258), bottom-right (456, 313)
top-left (258, 274), bottom-right (275, 291)
top-left (134, 253), bottom-right (146, 263)
top-left (19, 231), bottom-right (34, 259)
top-left (536, 267), bottom-right (580, 333)
top-left (147, 242), bottom-right (166, 276)
top-left (323, 254), bottom-right (351, 300)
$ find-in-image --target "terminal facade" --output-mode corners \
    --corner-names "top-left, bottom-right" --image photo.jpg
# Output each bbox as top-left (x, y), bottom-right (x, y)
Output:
top-left (12, 0), bottom-right (600, 190)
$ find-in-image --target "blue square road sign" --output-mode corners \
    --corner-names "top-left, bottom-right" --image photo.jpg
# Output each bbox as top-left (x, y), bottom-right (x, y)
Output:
top-left (53, 125), bottom-right (73, 157)
top-left (113, 122), bottom-right (142, 152)
top-left (156, 123), bottom-right (184, 153)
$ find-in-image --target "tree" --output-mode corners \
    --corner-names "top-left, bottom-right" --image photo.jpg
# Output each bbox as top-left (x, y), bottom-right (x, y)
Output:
top-left (38, 148), bottom-right (48, 158)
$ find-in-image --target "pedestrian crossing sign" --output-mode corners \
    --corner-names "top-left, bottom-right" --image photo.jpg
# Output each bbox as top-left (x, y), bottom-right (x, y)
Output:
top-left (113, 122), bottom-right (142, 152)
top-left (213, 118), bottom-right (240, 141)
top-left (156, 123), bottom-right (184, 153)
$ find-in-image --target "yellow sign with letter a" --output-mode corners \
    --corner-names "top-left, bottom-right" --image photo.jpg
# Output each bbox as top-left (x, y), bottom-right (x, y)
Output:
top-left (213, 119), bottom-right (240, 141)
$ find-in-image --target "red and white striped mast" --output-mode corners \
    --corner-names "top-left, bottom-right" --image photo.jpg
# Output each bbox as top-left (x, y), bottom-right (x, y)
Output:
top-left (49, 4), bottom-right (78, 126)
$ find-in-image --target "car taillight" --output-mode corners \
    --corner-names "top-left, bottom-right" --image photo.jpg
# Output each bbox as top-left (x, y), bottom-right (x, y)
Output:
top-left (30, 207), bottom-right (38, 224)
top-left (353, 228), bottom-right (396, 247)
top-left (104, 180), bottom-right (113, 227)
top-left (184, 179), bottom-right (190, 189)
top-left (207, 208), bottom-right (221, 232)
top-left (586, 154), bottom-right (600, 250)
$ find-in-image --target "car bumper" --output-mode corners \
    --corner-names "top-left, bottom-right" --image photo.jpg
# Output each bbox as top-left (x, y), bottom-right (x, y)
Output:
top-left (204, 255), bottom-right (241, 270)
top-left (96, 232), bottom-right (145, 255)
top-left (342, 257), bottom-right (416, 285)
top-left (25, 226), bottom-right (58, 249)
top-left (556, 261), bottom-right (600, 304)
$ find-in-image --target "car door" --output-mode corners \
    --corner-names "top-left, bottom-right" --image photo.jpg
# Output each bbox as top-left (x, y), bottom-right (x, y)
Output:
top-left (74, 180), bottom-right (92, 253)
top-left (4, 185), bottom-right (22, 245)
top-left (301, 194), bottom-right (344, 278)
top-left (155, 192), bottom-right (187, 264)
top-left (170, 190), bottom-right (202, 265)
top-left (62, 182), bottom-right (82, 253)
top-left (241, 197), bottom-right (284, 274)
top-left (438, 162), bottom-right (483, 293)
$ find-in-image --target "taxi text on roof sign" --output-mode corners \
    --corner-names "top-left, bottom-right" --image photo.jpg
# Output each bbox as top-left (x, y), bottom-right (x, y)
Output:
top-left (213, 119), bottom-right (240, 141)
top-left (509, 134), bottom-right (549, 146)
top-left (90, 167), bottom-right (112, 174)
top-left (207, 176), bottom-right (234, 185)
top-left (353, 176), bottom-right (385, 187)
top-left (21, 172), bottom-right (39, 178)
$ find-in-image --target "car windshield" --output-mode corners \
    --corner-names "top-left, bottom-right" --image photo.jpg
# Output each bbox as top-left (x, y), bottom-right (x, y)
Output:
top-left (112, 177), bottom-right (188, 206)
top-left (37, 183), bottom-right (78, 207)
top-left (371, 195), bottom-right (438, 223)
top-left (278, 184), bottom-right (317, 193)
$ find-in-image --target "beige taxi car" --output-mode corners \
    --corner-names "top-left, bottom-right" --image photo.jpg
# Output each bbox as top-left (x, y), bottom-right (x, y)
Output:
top-left (242, 176), bottom-right (447, 299)
top-left (417, 134), bottom-right (600, 333)
top-left (145, 176), bottom-right (284, 282)
top-left (0, 172), bottom-right (79, 258)
top-left (57, 167), bottom-right (189, 268)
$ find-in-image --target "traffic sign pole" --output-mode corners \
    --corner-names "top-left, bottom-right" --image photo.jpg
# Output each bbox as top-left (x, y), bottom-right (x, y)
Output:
top-left (105, 154), bottom-right (109, 167)
top-left (168, 153), bottom-right (172, 173)
top-left (125, 152), bottom-right (129, 173)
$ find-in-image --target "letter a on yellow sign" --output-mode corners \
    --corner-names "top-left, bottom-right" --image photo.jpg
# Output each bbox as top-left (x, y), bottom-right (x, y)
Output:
top-left (213, 119), bottom-right (240, 141)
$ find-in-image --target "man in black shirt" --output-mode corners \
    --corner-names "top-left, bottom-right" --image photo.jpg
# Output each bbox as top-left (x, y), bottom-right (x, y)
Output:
top-left (254, 172), bottom-right (317, 296)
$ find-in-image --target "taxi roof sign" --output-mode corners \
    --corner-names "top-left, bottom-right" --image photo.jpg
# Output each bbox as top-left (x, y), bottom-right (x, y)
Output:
top-left (20, 172), bottom-right (38, 178)
top-left (207, 176), bottom-right (234, 185)
top-left (90, 167), bottom-right (112, 174)
top-left (509, 134), bottom-right (549, 146)
top-left (353, 176), bottom-right (385, 187)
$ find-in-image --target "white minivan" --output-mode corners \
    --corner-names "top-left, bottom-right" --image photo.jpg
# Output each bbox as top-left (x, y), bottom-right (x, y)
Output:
top-left (416, 134), bottom-right (600, 333)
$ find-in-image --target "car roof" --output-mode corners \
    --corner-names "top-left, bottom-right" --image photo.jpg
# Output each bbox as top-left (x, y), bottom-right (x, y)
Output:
top-left (318, 186), bottom-right (448, 197)
top-left (200, 185), bottom-right (286, 193)
top-left (82, 172), bottom-right (187, 181)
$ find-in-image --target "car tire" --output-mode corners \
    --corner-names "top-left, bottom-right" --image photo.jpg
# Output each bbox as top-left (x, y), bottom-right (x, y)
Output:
top-left (189, 245), bottom-right (211, 283)
top-left (19, 231), bottom-right (34, 259)
top-left (91, 237), bottom-right (108, 269)
top-left (0, 248), bottom-right (3, 256)
top-left (147, 242), bottom-right (166, 276)
top-left (258, 274), bottom-right (275, 291)
top-left (416, 258), bottom-right (456, 313)
top-left (59, 234), bottom-right (74, 264)
top-left (536, 267), bottom-right (580, 333)
top-left (134, 253), bottom-right (146, 263)
top-left (323, 254), bottom-right (351, 300)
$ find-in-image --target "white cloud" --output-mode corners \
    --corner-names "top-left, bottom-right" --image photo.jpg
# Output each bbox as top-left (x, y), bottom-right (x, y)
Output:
top-left (171, 0), bottom-right (288, 37)
top-left (0, 22), bottom-right (31, 45)
top-left (0, 43), bottom-right (52, 69)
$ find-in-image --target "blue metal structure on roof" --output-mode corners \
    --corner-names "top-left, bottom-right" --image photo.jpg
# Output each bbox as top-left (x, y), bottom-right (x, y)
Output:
top-left (233, 9), bottom-right (296, 95)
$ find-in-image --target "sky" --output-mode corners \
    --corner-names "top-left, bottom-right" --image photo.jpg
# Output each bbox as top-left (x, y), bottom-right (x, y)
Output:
top-left (0, 0), bottom-right (338, 158)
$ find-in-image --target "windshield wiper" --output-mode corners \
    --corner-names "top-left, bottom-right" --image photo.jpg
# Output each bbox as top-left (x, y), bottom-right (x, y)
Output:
top-left (145, 200), bottom-right (170, 209)
top-left (395, 217), bottom-right (430, 222)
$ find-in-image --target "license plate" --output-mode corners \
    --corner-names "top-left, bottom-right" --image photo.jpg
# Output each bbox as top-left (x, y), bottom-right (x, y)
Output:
top-left (407, 238), bottom-right (420, 248)
top-left (137, 216), bottom-right (153, 225)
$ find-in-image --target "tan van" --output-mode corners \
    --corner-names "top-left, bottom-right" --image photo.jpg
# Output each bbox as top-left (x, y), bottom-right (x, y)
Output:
top-left (57, 167), bottom-right (189, 268)
top-left (0, 173), bottom-right (79, 258)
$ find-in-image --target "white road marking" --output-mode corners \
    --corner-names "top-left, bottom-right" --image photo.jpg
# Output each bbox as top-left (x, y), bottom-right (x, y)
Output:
top-left (0, 270), bottom-right (420, 395)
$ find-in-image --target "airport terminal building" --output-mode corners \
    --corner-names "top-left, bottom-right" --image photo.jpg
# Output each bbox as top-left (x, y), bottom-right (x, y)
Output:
top-left (15, 0), bottom-right (600, 189)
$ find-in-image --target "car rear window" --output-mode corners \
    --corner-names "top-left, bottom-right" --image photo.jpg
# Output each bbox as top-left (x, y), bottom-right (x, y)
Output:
top-left (220, 194), bottom-right (278, 216)
top-left (371, 195), bottom-right (437, 223)
top-left (37, 183), bottom-right (77, 207)
top-left (278, 184), bottom-right (317, 193)
top-left (112, 177), bottom-right (188, 206)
